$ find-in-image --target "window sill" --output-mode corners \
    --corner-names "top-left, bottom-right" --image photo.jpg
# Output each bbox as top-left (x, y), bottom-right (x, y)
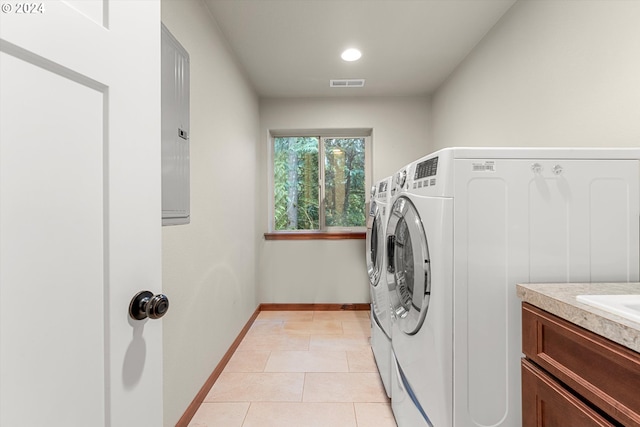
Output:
top-left (264, 231), bottom-right (366, 241)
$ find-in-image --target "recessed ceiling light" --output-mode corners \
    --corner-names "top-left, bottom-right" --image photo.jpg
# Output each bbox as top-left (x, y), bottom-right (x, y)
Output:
top-left (341, 48), bottom-right (362, 62)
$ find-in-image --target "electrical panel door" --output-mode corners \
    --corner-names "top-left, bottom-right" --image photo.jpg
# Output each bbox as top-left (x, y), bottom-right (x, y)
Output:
top-left (161, 24), bottom-right (190, 225)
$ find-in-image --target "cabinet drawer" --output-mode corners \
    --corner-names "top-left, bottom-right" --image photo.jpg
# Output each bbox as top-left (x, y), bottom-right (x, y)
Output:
top-left (522, 303), bottom-right (640, 427)
top-left (522, 359), bottom-right (615, 427)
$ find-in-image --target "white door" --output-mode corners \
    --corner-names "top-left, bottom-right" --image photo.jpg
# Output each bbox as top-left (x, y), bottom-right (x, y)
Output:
top-left (0, 2), bottom-right (163, 426)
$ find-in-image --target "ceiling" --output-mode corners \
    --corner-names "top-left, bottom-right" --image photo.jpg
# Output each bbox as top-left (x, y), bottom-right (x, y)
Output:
top-left (204, 0), bottom-right (517, 98)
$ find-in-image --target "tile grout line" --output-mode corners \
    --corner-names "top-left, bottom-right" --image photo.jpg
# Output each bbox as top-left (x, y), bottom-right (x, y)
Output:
top-left (240, 402), bottom-right (251, 427)
top-left (352, 402), bottom-right (359, 427)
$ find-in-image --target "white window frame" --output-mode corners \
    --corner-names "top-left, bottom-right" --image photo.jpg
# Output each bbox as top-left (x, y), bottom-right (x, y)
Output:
top-left (268, 128), bottom-right (372, 234)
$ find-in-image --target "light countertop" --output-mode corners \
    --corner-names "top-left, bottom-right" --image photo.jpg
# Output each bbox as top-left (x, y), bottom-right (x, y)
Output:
top-left (516, 282), bottom-right (640, 353)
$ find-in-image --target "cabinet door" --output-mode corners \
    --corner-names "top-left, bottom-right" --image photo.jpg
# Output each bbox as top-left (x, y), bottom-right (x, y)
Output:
top-left (522, 359), bottom-right (615, 427)
top-left (523, 303), bottom-right (640, 426)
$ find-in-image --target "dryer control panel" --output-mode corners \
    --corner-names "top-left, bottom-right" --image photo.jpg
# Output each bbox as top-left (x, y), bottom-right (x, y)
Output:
top-left (413, 156), bottom-right (439, 190)
top-left (415, 156), bottom-right (439, 179)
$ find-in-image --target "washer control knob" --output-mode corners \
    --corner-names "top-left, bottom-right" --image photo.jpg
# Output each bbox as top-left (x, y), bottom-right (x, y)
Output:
top-left (552, 164), bottom-right (563, 175)
top-left (531, 163), bottom-right (543, 174)
top-left (396, 169), bottom-right (407, 188)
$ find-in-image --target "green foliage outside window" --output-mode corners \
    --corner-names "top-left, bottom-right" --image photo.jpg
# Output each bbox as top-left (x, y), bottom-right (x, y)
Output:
top-left (274, 137), bottom-right (319, 230)
top-left (324, 138), bottom-right (366, 228)
top-left (273, 136), bottom-right (366, 231)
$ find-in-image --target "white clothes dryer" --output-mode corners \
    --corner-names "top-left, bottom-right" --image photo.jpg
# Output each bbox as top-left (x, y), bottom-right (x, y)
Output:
top-left (386, 147), bottom-right (640, 427)
top-left (366, 175), bottom-right (393, 397)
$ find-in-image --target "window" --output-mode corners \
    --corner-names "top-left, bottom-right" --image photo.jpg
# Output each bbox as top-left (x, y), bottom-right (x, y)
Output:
top-left (270, 131), bottom-right (371, 236)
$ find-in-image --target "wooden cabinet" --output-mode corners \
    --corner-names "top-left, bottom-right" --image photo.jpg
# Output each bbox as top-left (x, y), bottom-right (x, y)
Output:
top-left (521, 303), bottom-right (640, 427)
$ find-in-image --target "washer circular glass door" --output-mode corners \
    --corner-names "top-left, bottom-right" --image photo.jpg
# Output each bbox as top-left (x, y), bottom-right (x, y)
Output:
top-left (386, 196), bottom-right (431, 335)
top-left (366, 200), bottom-right (384, 288)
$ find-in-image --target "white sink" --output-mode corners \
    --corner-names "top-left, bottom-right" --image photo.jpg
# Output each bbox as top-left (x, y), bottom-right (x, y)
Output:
top-left (576, 294), bottom-right (640, 324)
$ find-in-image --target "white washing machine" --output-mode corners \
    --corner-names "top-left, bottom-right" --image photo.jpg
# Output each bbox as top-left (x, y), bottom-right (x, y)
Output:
top-left (385, 147), bottom-right (640, 427)
top-left (366, 175), bottom-right (393, 397)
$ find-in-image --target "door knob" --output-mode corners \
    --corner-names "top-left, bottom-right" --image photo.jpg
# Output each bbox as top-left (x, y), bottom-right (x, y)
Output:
top-left (129, 291), bottom-right (169, 320)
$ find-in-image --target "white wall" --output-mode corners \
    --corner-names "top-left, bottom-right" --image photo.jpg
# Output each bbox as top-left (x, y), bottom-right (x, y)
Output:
top-left (431, 0), bottom-right (640, 150)
top-left (258, 97), bottom-right (430, 303)
top-left (161, 1), bottom-right (260, 425)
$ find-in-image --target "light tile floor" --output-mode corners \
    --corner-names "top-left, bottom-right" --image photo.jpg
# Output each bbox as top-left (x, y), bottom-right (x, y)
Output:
top-left (188, 310), bottom-right (397, 427)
